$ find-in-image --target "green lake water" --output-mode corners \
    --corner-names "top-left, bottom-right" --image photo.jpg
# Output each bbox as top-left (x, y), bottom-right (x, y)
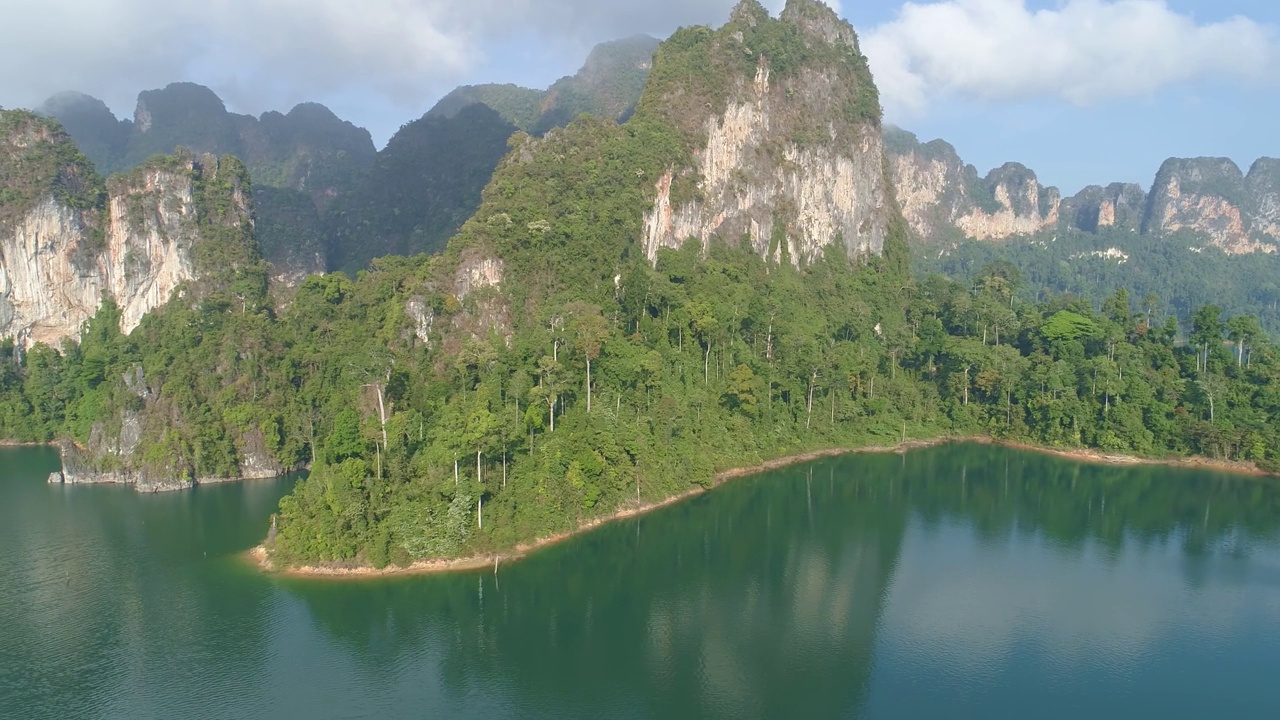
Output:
top-left (3, 443), bottom-right (1280, 719)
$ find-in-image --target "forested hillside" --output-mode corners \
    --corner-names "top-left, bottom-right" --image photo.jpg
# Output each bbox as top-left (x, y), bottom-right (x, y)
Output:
top-left (916, 227), bottom-right (1280, 332)
top-left (2, 0), bottom-right (1278, 574)
top-left (0, 0), bottom-right (1275, 572)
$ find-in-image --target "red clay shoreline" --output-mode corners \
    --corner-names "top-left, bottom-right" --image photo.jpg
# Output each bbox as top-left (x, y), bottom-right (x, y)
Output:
top-left (249, 435), bottom-right (1279, 580)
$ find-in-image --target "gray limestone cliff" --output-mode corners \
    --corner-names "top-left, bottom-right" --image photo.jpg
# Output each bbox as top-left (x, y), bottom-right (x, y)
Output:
top-left (884, 127), bottom-right (1059, 243)
top-left (1061, 182), bottom-right (1146, 234)
top-left (45, 367), bottom-right (287, 493)
top-left (885, 123), bottom-right (1278, 255)
top-left (40, 84), bottom-right (376, 280)
top-left (640, 0), bottom-right (891, 266)
top-left (1, 110), bottom-right (256, 347)
top-left (1142, 157), bottom-right (1278, 255)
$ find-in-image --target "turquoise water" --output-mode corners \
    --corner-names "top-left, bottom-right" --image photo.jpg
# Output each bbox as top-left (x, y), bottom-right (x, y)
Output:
top-left (3, 443), bottom-right (1280, 718)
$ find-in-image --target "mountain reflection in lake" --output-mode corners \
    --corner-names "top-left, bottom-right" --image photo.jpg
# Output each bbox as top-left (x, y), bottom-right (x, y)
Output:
top-left (3, 443), bottom-right (1279, 718)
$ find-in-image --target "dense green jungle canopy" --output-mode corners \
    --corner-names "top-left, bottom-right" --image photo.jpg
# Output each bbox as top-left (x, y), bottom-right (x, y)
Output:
top-left (3, 1), bottom-right (1279, 570)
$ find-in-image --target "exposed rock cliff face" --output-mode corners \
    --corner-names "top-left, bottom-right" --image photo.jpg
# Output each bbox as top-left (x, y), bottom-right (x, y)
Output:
top-left (40, 84), bottom-right (374, 279)
top-left (1061, 182), bottom-right (1146, 234)
top-left (1245, 158), bottom-right (1280, 242)
top-left (48, 380), bottom-right (286, 493)
top-left (885, 123), bottom-right (1278, 254)
top-left (641, 0), bottom-right (890, 265)
top-left (1143, 158), bottom-right (1278, 255)
top-left (1, 111), bottom-right (254, 348)
top-left (883, 128), bottom-right (972, 242)
top-left (885, 128), bottom-right (1058, 243)
top-left (956, 163), bottom-right (1059, 241)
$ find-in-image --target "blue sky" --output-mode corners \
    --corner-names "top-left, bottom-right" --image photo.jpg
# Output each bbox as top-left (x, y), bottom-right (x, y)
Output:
top-left (2, 0), bottom-right (1276, 194)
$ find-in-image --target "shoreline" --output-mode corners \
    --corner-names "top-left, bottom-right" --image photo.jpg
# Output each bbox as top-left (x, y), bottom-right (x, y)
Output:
top-left (250, 439), bottom-right (954, 580)
top-left (255, 434), bottom-right (1277, 581)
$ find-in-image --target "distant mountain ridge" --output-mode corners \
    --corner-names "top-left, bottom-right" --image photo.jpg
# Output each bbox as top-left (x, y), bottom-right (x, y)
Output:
top-left (32, 36), bottom-right (1279, 278)
top-left (40, 85), bottom-right (375, 282)
top-left (885, 126), bottom-right (1280, 255)
top-left (427, 35), bottom-right (660, 133)
top-left (39, 37), bottom-right (664, 276)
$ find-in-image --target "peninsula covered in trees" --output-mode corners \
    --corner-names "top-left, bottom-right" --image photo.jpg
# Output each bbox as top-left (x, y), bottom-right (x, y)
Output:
top-left (1, 0), bottom-right (1277, 572)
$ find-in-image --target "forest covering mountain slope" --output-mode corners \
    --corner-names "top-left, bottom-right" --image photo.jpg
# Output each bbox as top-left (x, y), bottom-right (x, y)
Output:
top-left (1, 0), bottom-right (1277, 572)
top-left (38, 38), bottom-right (663, 277)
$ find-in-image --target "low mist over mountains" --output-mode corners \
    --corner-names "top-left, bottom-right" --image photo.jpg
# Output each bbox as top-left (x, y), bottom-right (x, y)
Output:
top-left (14, 17), bottom-right (1279, 333)
top-left (35, 37), bottom-right (661, 277)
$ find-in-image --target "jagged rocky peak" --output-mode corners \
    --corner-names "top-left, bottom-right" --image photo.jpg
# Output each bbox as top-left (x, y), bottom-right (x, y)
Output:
top-left (1246, 158), bottom-right (1280, 240)
top-left (883, 129), bottom-right (1059, 243)
top-left (429, 35), bottom-right (660, 134)
top-left (954, 162), bottom-right (1059, 241)
top-left (884, 126), bottom-right (975, 241)
top-left (1143, 157), bottom-right (1277, 254)
top-left (574, 35), bottom-right (660, 95)
top-left (1062, 182), bottom-right (1146, 233)
top-left (641, 0), bottom-right (890, 265)
top-left (1, 110), bottom-right (255, 348)
top-left (133, 82), bottom-right (227, 133)
top-left (39, 83), bottom-right (374, 278)
top-left (778, 0), bottom-right (859, 46)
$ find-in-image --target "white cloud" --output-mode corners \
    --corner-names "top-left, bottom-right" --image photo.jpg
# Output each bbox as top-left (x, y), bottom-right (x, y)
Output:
top-left (862, 0), bottom-right (1279, 118)
top-left (0, 0), bottom-right (750, 116)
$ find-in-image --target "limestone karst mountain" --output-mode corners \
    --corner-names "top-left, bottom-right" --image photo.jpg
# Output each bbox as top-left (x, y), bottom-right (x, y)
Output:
top-left (635, 0), bottom-right (892, 265)
top-left (40, 85), bottom-right (374, 281)
top-left (885, 126), bottom-right (1278, 255)
top-left (428, 35), bottom-right (660, 133)
top-left (0, 110), bottom-right (259, 348)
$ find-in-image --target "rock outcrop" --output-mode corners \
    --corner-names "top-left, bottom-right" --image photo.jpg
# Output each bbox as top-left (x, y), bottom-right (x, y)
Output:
top-left (1, 110), bottom-right (254, 348)
top-left (885, 123), bottom-right (1279, 254)
top-left (1061, 182), bottom-right (1146, 234)
top-left (641, 0), bottom-right (890, 265)
top-left (1248, 158), bottom-right (1280, 241)
top-left (40, 84), bottom-right (375, 279)
top-left (428, 36), bottom-right (660, 134)
top-left (885, 128), bottom-right (1059, 243)
top-left (883, 128), bottom-right (973, 242)
top-left (1142, 158), bottom-right (1278, 255)
top-left (956, 163), bottom-right (1060, 241)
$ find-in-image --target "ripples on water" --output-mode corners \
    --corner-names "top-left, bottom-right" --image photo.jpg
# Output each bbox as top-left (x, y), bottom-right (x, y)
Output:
top-left (3, 444), bottom-right (1280, 719)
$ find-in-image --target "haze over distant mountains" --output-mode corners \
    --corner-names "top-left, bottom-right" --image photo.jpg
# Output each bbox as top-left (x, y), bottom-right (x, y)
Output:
top-left (20, 23), bottom-right (1279, 314)
top-left (36, 37), bottom-right (662, 277)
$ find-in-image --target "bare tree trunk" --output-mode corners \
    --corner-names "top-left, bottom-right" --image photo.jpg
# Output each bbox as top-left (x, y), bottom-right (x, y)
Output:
top-left (704, 344), bottom-right (711, 385)
top-left (478, 496), bottom-right (483, 529)
top-left (306, 414), bottom-right (316, 466)
top-left (806, 371), bottom-right (816, 429)
top-left (375, 383), bottom-right (388, 450)
top-left (586, 358), bottom-right (592, 413)
top-left (477, 450), bottom-right (481, 485)
top-left (454, 458), bottom-right (459, 486)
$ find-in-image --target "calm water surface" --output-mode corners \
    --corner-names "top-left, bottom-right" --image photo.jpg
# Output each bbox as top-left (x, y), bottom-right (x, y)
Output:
top-left (3, 443), bottom-right (1280, 719)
